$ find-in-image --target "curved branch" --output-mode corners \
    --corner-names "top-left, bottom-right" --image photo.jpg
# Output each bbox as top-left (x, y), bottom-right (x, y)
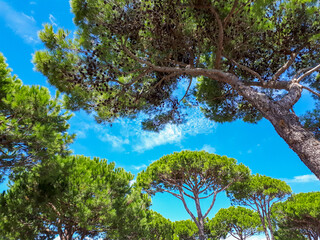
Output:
top-left (296, 64), bottom-right (320, 83)
top-left (203, 191), bottom-right (218, 219)
top-left (230, 59), bottom-right (264, 83)
top-left (301, 85), bottom-right (320, 98)
top-left (179, 77), bottom-right (192, 103)
top-left (272, 53), bottom-right (298, 82)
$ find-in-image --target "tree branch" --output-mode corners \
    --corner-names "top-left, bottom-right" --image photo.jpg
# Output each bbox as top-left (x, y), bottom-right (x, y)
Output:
top-left (223, 0), bottom-right (239, 27)
top-left (230, 59), bottom-right (264, 84)
top-left (179, 77), bottom-right (192, 103)
top-left (203, 191), bottom-right (218, 219)
top-left (296, 63), bottom-right (320, 83)
top-left (301, 85), bottom-right (320, 98)
top-left (272, 53), bottom-right (298, 81)
top-left (278, 82), bottom-right (302, 109)
top-left (179, 188), bottom-right (198, 226)
top-left (209, 6), bottom-right (224, 68)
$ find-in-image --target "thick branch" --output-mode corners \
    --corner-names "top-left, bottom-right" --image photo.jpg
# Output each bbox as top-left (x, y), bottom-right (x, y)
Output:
top-left (278, 82), bottom-right (302, 109)
top-left (244, 80), bottom-right (289, 90)
top-left (210, 6), bottom-right (224, 68)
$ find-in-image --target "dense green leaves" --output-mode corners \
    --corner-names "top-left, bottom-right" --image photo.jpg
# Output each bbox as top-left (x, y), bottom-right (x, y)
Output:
top-left (137, 150), bottom-right (249, 196)
top-left (0, 155), bottom-right (150, 240)
top-left (33, 0), bottom-right (320, 128)
top-left (208, 206), bottom-right (262, 240)
top-left (173, 219), bottom-right (199, 240)
top-left (227, 174), bottom-right (292, 240)
top-left (145, 211), bottom-right (174, 240)
top-left (137, 150), bottom-right (250, 240)
top-left (272, 192), bottom-right (320, 240)
top-left (0, 53), bottom-right (74, 175)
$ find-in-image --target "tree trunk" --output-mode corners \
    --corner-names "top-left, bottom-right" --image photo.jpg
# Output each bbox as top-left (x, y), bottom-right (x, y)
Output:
top-left (266, 213), bottom-right (275, 240)
top-left (258, 215), bottom-right (270, 240)
top-left (221, 74), bottom-right (320, 179)
top-left (194, 194), bottom-right (205, 240)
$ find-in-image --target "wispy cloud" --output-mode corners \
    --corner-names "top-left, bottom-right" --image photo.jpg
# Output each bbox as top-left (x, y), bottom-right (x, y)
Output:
top-left (133, 109), bottom-right (216, 153)
top-left (72, 120), bottom-right (130, 151)
top-left (49, 14), bottom-right (57, 26)
top-left (133, 124), bottom-right (183, 152)
top-left (131, 164), bottom-right (147, 171)
top-left (284, 174), bottom-right (319, 183)
top-left (0, 1), bottom-right (39, 44)
top-left (201, 144), bottom-right (216, 153)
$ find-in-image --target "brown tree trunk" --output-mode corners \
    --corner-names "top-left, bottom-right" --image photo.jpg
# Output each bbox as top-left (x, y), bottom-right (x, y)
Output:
top-left (222, 75), bottom-right (320, 179)
top-left (194, 193), bottom-right (205, 240)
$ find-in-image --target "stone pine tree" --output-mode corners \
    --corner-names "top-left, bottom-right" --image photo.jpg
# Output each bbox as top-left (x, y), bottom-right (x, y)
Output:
top-left (173, 219), bottom-right (200, 240)
top-left (208, 206), bottom-right (262, 240)
top-left (272, 192), bottom-right (320, 240)
top-left (33, 0), bottom-right (320, 178)
top-left (0, 155), bottom-right (150, 240)
top-left (136, 150), bottom-right (250, 240)
top-left (227, 174), bottom-right (292, 240)
top-left (0, 53), bottom-right (74, 176)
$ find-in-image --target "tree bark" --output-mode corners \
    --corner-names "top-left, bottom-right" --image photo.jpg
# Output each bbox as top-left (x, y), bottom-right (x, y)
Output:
top-left (147, 65), bottom-right (320, 178)
top-left (194, 193), bottom-right (205, 240)
top-left (211, 72), bottom-right (320, 179)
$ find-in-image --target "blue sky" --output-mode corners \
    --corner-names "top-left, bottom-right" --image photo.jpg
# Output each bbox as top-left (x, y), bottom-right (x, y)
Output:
top-left (0, 0), bottom-right (319, 231)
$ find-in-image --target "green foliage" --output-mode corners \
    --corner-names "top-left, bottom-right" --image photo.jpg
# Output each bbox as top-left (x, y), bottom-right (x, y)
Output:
top-left (33, 0), bottom-right (320, 133)
top-left (0, 155), bottom-right (150, 240)
top-left (137, 150), bottom-right (250, 196)
top-left (145, 211), bottom-right (174, 240)
top-left (227, 174), bottom-right (292, 239)
top-left (173, 219), bottom-right (199, 240)
top-left (0, 53), bottom-right (74, 175)
top-left (228, 174), bottom-right (292, 204)
top-left (137, 150), bottom-right (250, 240)
top-left (208, 206), bottom-right (262, 240)
top-left (272, 192), bottom-right (320, 240)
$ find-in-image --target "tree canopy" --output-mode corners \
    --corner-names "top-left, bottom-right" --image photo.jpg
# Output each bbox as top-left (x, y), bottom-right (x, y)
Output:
top-left (208, 206), bottom-right (262, 240)
top-left (272, 192), bottom-right (320, 240)
top-left (0, 155), bottom-right (150, 240)
top-left (136, 150), bottom-right (250, 240)
top-left (227, 174), bottom-right (292, 240)
top-left (33, 0), bottom-right (320, 178)
top-left (0, 53), bottom-right (74, 176)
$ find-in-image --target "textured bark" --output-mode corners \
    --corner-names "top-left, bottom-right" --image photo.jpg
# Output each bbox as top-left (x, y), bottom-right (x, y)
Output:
top-left (194, 193), bottom-right (205, 240)
top-left (147, 64), bottom-right (320, 178)
top-left (211, 72), bottom-right (320, 179)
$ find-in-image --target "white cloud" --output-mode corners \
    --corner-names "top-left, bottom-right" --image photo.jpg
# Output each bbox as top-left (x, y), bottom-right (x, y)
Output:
top-left (29, 1), bottom-right (36, 5)
top-left (132, 164), bottom-right (147, 171)
top-left (49, 14), bottom-right (57, 26)
top-left (133, 109), bottom-right (216, 153)
top-left (201, 144), bottom-right (216, 153)
top-left (285, 174), bottom-right (319, 183)
top-left (134, 124), bottom-right (183, 152)
top-left (71, 120), bottom-right (130, 151)
top-left (0, 1), bottom-right (39, 44)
